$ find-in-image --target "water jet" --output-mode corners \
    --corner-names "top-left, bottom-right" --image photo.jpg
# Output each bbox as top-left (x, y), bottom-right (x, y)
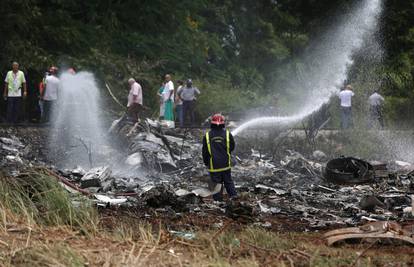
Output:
top-left (232, 0), bottom-right (383, 136)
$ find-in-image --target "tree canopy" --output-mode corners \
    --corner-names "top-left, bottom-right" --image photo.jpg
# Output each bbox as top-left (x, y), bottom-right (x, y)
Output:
top-left (0, 0), bottom-right (413, 124)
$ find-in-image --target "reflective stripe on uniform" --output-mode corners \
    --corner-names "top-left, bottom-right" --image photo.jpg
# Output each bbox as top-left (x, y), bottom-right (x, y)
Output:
top-left (226, 130), bottom-right (230, 168)
top-left (205, 130), bottom-right (231, 173)
top-left (205, 131), bottom-right (214, 171)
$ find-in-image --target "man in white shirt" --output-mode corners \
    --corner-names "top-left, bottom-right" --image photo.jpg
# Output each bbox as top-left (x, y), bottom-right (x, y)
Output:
top-left (127, 78), bottom-right (143, 122)
top-left (3, 62), bottom-right (27, 123)
top-left (368, 90), bottom-right (385, 128)
top-left (338, 85), bottom-right (355, 129)
top-left (163, 74), bottom-right (174, 102)
top-left (41, 66), bottom-right (60, 122)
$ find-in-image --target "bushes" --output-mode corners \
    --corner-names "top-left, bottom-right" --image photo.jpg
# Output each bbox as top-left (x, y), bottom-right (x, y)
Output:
top-left (383, 96), bottom-right (414, 128)
top-left (195, 78), bottom-right (267, 120)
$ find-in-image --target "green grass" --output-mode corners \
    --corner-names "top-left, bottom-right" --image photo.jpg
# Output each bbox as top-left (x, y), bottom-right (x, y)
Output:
top-left (0, 169), bottom-right (98, 233)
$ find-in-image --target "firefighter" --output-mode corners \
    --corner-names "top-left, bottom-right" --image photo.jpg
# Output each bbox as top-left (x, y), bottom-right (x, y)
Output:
top-left (202, 114), bottom-right (237, 201)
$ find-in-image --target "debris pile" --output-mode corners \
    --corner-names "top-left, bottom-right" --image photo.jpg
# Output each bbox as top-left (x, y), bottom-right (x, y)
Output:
top-left (1, 123), bottom-right (414, 233)
top-left (325, 157), bottom-right (374, 184)
top-left (0, 135), bottom-right (28, 175)
top-left (68, 120), bottom-right (414, 230)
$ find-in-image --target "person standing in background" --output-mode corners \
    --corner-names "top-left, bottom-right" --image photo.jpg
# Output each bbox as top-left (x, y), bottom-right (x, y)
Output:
top-left (38, 69), bottom-right (50, 121)
top-left (158, 82), bottom-right (165, 120)
top-left (3, 62), bottom-right (27, 124)
top-left (179, 79), bottom-right (200, 127)
top-left (368, 89), bottom-right (385, 128)
top-left (127, 78), bottom-right (143, 122)
top-left (338, 85), bottom-right (354, 129)
top-left (41, 66), bottom-right (60, 122)
top-left (163, 74), bottom-right (174, 122)
top-left (175, 80), bottom-right (184, 126)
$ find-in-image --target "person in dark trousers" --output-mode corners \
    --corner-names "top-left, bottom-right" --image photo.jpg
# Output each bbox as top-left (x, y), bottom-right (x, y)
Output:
top-left (41, 66), bottom-right (60, 123)
top-left (175, 80), bottom-right (184, 126)
top-left (202, 114), bottom-right (237, 201)
top-left (3, 62), bottom-right (27, 124)
top-left (368, 89), bottom-right (385, 128)
top-left (179, 79), bottom-right (200, 127)
top-left (338, 85), bottom-right (354, 129)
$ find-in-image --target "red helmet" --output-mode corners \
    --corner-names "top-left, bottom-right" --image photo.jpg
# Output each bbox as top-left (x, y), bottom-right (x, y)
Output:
top-left (211, 114), bottom-right (225, 126)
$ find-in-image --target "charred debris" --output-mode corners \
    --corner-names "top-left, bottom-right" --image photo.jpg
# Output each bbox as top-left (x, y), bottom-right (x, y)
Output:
top-left (0, 120), bottom-right (413, 234)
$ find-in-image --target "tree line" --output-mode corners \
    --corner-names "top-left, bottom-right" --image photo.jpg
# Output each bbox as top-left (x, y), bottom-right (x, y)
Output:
top-left (0, 0), bottom-right (412, 124)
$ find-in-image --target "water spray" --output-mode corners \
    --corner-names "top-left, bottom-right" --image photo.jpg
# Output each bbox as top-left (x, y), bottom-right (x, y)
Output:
top-left (50, 72), bottom-right (109, 169)
top-left (232, 0), bottom-right (383, 136)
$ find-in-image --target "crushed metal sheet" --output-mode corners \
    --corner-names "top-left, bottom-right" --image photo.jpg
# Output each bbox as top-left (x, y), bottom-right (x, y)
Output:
top-left (325, 157), bottom-right (374, 184)
top-left (324, 221), bottom-right (414, 246)
top-left (94, 194), bottom-right (128, 205)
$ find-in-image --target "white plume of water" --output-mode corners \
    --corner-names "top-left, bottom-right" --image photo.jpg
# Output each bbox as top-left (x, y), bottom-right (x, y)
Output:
top-left (50, 72), bottom-right (109, 168)
top-left (375, 130), bottom-right (414, 163)
top-left (232, 0), bottom-right (383, 136)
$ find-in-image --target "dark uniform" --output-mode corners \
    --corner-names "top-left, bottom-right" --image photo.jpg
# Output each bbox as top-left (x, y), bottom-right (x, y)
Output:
top-left (202, 127), bottom-right (236, 201)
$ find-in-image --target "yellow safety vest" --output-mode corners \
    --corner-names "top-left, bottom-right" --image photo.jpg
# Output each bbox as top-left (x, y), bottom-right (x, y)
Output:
top-left (6, 70), bottom-right (25, 93)
top-left (205, 130), bottom-right (231, 172)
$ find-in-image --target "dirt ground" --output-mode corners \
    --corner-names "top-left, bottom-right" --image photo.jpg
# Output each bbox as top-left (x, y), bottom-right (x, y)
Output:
top-left (1, 208), bottom-right (414, 267)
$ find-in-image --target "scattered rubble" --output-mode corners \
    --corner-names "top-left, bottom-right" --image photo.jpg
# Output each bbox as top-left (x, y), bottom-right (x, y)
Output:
top-left (80, 166), bottom-right (112, 189)
top-left (325, 157), bottom-right (374, 184)
top-left (359, 196), bottom-right (386, 212)
top-left (1, 122), bottom-right (414, 234)
top-left (94, 194), bottom-right (128, 207)
top-left (169, 230), bottom-right (196, 240)
top-left (312, 150), bottom-right (327, 161)
top-left (140, 183), bottom-right (201, 211)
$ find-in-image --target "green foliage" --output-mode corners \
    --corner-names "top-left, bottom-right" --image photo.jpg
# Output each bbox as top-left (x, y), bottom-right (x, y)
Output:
top-left (383, 96), bottom-right (414, 127)
top-left (196, 78), bottom-right (266, 119)
top-left (0, 1), bottom-right (413, 123)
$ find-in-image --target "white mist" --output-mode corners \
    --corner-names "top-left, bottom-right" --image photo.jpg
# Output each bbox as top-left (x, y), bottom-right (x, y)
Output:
top-left (232, 0), bottom-right (383, 136)
top-left (50, 72), bottom-right (109, 169)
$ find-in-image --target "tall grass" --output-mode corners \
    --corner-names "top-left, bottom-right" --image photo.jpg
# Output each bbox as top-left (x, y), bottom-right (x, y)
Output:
top-left (0, 169), bottom-right (98, 233)
top-left (5, 244), bottom-right (85, 267)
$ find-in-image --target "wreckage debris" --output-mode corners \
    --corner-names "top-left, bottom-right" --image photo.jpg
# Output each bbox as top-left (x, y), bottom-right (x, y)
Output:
top-left (325, 157), bottom-right (374, 184)
top-left (80, 166), bottom-right (112, 189)
top-left (324, 221), bottom-right (414, 246)
top-left (94, 194), bottom-right (127, 207)
top-left (141, 184), bottom-right (202, 212)
top-left (225, 200), bottom-right (255, 221)
top-left (57, 119), bottom-right (414, 228)
top-left (359, 196), bottom-right (386, 212)
top-left (3, 123), bottom-right (414, 233)
top-left (281, 150), bottom-right (323, 178)
top-left (312, 150), bottom-right (327, 161)
top-left (169, 230), bottom-right (196, 240)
